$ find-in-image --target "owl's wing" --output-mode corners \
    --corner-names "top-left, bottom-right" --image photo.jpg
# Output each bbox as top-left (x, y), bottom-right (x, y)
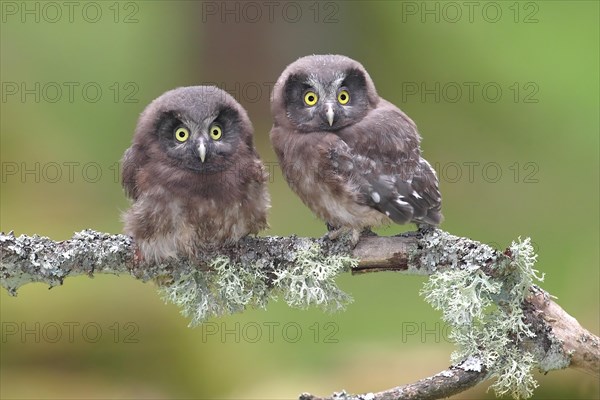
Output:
top-left (121, 146), bottom-right (141, 200)
top-left (365, 157), bottom-right (443, 225)
top-left (406, 158), bottom-right (443, 224)
top-left (332, 103), bottom-right (442, 225)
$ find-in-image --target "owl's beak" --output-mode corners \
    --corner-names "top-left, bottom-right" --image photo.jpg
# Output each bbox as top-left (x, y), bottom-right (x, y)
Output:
top-left (326, 104), bottom-right (335, 126)
top-left (198, 142), bottom-right (207, 163)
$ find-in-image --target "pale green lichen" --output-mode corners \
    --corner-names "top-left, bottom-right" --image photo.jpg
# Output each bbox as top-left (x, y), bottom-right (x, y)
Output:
top-left (272, 243), bottom-right (355, 311)
top-left (489, 346), bottom-right (539, 399)
top-left (213, 256), bottom-right (270, 312)
top-left (159, 243), bottom-right (355, 327)
top-left (423, 265), bottom-right (502, 327)
top-left (421, 237), bottom-right (543, 399)
top-left (159, 257), bottom-right (270, 327)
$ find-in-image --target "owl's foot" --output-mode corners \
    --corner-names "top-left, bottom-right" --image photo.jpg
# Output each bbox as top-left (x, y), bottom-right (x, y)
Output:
top-left (400, 223), bottom-right (438, 239)
top-left (360, 227), bottom-right (377, 237)
top-left (326, 227), bottom-right (361, 247)
top-left (416, 223), bottom-right (437, 233)
top-left (133, 245), bottom-right (144, 265)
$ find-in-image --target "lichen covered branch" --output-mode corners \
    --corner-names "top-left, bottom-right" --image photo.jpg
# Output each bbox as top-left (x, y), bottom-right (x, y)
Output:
top-left (1, 229), bottom-right (598, 399)
top-left (0, 228), bottom-right (503, 294)
top-left (300, 357), bottom-right (488, 400)
top-left (0, 230), bottom-right (357, 326)
top-left (0, 230), bottom-right (137, 294)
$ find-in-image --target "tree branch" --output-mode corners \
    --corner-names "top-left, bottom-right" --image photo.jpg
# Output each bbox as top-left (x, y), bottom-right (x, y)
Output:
top-left (1, 229), bottom-right (598, 399)
top-left (300, 358), bottom-right (488, 400)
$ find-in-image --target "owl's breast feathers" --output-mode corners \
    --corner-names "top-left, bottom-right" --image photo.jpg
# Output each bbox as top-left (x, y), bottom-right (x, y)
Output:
top-left (271, 100), bottom-right (442, 229)
top-left (122, 152), bottom-right (269, 262)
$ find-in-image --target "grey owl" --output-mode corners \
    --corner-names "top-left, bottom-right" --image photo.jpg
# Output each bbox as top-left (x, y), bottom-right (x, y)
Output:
top-left (122, 86), bottom-right (270, 262)
top-left (270, 55), bottom-right (442, 240)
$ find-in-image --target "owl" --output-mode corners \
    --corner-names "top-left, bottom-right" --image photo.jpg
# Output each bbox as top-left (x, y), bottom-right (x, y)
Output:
top-left (121, 86), bottom-right (270, 262)
top-left (270, 55), bottom-right (442, 241)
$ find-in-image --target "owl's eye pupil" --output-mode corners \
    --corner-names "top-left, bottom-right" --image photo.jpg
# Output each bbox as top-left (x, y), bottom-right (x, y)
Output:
top-left (308, 95), bottom-right (315, 102)
top-left (340, 94), bottom-right (346, 101)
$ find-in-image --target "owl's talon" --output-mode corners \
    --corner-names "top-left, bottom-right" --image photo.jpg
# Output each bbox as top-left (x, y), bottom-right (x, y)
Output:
top-left (360, 227), bottom-right (377, 237)
top-left (325, 222), bottom-right (337, 232)
top-left (417, 223), bottom-right (437, 233)
top-left (325, 228), bottom-right (343, 241)
top-left (133, 246), bottom-right (144, 265)
top-left (326, 227), bottom-right (361, 247)
top-left (350, 229), bottom-right (361, 246)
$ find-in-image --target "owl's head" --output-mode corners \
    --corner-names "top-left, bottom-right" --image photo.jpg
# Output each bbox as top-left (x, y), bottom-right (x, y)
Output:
top-left (271, 54), bottom-right (379, 132)
top-left (133, 86), bottom-right (254, 174)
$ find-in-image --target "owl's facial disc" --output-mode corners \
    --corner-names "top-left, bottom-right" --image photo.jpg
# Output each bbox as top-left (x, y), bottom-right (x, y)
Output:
top-left (151, 104), bottom-right (244, 176)
top-left (282, 67), bottom-right (372, 133)
top-left (285, 74), bottom-right (360, 131)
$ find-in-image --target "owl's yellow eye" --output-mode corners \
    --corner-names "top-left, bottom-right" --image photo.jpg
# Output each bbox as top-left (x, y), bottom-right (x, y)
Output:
top-left (304, 91), bottom-right (318, 106)
top-left (337, 90), bottom-right (350, 105)
top-left (175, 127), bottom-right (189, 142)
top-left (209, 124), bottom-right (222, 140)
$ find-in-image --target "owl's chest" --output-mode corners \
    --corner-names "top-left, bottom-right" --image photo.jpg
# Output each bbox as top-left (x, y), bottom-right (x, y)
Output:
top-left (174, 195), bottom-right (248, 239)
top-left (291, 170), bottom-right (386, 228)
top-left (279, 136), bottom-right (332, 198)
top-left (278, 135), bottom-right (385, 228)
top-left (126, 185), bottom-right (254, 261)
top-left (137, 183), bottom-right (246, 235)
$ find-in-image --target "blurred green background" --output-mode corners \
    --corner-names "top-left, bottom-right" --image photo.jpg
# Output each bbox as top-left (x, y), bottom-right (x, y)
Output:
top-left (1, 1), bottom-right (598, 399)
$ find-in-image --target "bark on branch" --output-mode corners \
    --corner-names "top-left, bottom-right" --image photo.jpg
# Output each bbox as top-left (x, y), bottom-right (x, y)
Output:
top-left (0, 229), bottom-right (598, 400)
top-left (300, 358), bottom-right (488, 400)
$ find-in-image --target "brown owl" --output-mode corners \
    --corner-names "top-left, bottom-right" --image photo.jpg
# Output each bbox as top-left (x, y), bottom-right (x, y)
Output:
top-left (270, 55), bottom-right (442, 241)
top-left (122, 86), bottom-right (270, 262)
